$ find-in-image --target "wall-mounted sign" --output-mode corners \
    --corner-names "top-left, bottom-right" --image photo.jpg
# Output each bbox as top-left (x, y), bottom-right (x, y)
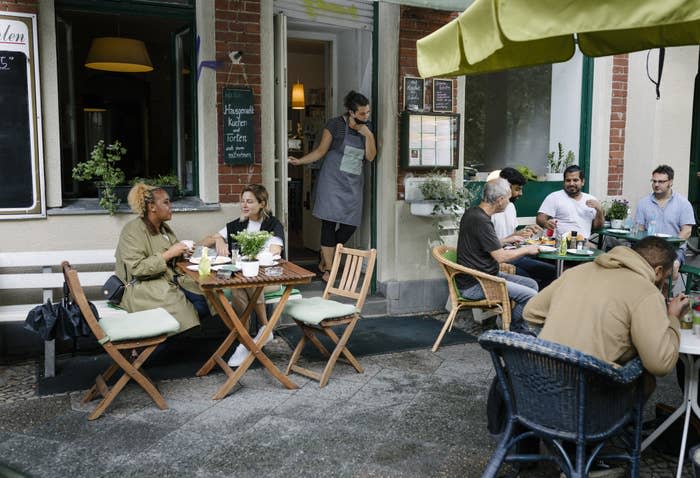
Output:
top-left (223, 87), bottom-right (255, 165)
top-left (433, 78), bottom-right (454, 113)
top-left (0, 12), bottom-right (44, 219)
top-left (403, 76), bottom-right (424, 112)
top-left (400, 111), bottom-right (460, 170)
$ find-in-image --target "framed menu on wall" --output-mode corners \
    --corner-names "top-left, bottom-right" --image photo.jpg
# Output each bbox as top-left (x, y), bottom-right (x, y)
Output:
top-left (400, 111), bottom-right (459, 170)
top-left (0, 12), bottom-right (44, 219)
top-left (403, 76), bottom-right (424, 112)
top-left (433, 78), bottom-right (454, 113)
top-left (222, 87), bottom-right (255, 165)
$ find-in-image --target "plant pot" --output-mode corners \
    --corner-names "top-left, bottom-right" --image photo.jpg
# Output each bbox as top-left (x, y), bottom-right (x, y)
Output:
top-left (610, 219), bottom-right (624, 229)
top-left (98, 185), bottom-right (177, 203)
top-left (545, 173), bottom-right (564, 181)
top-left (241, 259), bottom-right (260, 277)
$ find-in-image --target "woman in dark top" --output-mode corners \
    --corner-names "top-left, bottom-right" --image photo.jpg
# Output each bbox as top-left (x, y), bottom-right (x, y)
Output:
top-left (288, 90), bottom-right (376, 281)
top-left (200, 184), bottom-right (284, 366)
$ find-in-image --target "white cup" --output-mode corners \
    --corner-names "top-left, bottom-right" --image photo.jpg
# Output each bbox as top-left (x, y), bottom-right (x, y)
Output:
top-left (257, 250), bottom-right (274, 266)
top-left (181, 240), bottom-right (195, 250)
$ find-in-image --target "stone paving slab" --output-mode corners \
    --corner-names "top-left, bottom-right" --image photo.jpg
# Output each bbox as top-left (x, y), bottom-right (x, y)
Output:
top-left (0, 312), bottom-right (693, 477)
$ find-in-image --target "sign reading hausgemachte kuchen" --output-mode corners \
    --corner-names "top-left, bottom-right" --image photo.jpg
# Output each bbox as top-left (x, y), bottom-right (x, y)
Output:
top-left (223, 87), bottom-right (255, 165)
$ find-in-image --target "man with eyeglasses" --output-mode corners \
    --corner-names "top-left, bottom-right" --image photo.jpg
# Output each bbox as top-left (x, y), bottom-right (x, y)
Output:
top-left (635, 165), bottom-right (695, 272)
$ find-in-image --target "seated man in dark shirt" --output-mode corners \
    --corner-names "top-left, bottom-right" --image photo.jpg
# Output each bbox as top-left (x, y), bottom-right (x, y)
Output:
top-left (457, 178), bottom-right (540, 334)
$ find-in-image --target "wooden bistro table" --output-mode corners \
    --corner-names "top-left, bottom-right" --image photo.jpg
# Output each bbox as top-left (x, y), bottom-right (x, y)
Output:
top-left (537, 248), bottom-right (603, 277)
top-left (178, 260), bottom-right (315, 399)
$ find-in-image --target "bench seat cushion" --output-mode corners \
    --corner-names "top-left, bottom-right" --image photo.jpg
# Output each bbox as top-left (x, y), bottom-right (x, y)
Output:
top-left (100, 307), bottom-right (179, 343)
top-left (283, 297), bottom-right (357, 325)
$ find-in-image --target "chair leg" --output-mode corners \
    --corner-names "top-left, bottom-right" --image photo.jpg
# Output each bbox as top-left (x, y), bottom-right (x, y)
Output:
top-left (318, 317), bottom-right (359, 388)
top-left (323, 326), bottom-right (363, 373)
top-left (285, 330), bottom-right (307, 375)
top-left (482, 420), bottom-right (515, 478)
top-left (82, 362), bottom-right (120, 404)
top-left (432, 307), bottom-right (459, 352)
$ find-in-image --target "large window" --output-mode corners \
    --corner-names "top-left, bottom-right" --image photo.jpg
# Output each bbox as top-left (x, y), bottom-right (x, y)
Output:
top-left (56, 2), bottom-right (196, 199)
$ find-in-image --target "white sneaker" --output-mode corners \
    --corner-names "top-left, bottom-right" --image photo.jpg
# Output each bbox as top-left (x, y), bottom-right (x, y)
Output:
top-left (254, 325), bottom-right (274, 346)
top-left (227, 343), bottom-right (250, 367)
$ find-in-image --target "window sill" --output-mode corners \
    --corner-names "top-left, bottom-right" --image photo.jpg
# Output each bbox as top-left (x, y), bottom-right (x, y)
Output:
top-left (48, 197), bottom-right (221, 216)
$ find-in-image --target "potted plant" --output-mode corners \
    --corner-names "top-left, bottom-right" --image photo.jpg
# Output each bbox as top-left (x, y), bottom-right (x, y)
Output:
top-left (605, 198), bottom-right (630, 229)
top-left (72, 140), bottom-right (126, 215)
top-left (231, 230), bottom-right (272, 277)
top-left (516, 165), bottom-right (539, 182)
top-left (130, 173), bottom-right (181, 199)
top-left (546, 143), bottom-right (576, 181)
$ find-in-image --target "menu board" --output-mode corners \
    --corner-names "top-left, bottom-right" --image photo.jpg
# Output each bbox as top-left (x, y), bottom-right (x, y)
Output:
top-left (401, 112), bottom-right (459, 170)
top-left (0, 13), bottom-right (44, 219)
top-left (403, 77), bottom-right (424, 112)
top-left (223, 87), bottom-right (255, 165)
top-left (433, 78), bottom-right (454, 113)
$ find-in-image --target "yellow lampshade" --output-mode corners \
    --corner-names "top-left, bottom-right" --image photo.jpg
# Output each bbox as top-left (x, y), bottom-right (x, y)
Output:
top-left (85, 37), bottom-right (154, 73)
top-left (291, 82), bottom-right (305, 109)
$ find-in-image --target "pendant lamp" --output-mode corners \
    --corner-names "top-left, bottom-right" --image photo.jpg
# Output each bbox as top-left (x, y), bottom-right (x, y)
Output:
top-left (85, 37), bottom-right (154, 73)
top-left (291, 82), bottom-right (305, 109)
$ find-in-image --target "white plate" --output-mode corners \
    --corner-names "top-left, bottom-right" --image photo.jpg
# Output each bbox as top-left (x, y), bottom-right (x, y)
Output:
top-left (190, 256), bottom-right (231, 265)
top-left (606, 228), bottom-right (629, 234)
top-left (655, 233), bottom-right (671, 238)
top-left (212, 264), bottom-right (241, 272)
top-left (567, 248), bottom-right (594, 256)
top-left (538, 245), bottom-right (556, 253)
top-left (260, 260), bottom-right (280, 267)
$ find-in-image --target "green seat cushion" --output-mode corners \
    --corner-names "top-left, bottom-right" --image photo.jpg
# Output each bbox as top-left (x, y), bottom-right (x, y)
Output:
top-left (283, 297), bottom-right (357, 325)
top-left (99, 307), bottom-right (179, 343)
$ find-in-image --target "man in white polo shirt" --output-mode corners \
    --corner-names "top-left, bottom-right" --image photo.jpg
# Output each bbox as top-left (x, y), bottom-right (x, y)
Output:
top-left (536, 165), bottom-right (605, 239)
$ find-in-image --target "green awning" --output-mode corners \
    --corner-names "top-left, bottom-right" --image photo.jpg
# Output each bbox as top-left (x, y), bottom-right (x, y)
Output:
top-left (417, 0), bottom-right (700, 77)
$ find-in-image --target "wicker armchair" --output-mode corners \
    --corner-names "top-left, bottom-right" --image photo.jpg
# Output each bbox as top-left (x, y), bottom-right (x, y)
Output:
top-left (478, 330), bottom-right (645, 478)
top-left (431, 245), bottom-right (512, 352)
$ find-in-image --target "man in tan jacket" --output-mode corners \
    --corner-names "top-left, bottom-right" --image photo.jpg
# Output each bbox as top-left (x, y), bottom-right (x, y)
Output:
top-left (523, 236), bottom-right (686, 376)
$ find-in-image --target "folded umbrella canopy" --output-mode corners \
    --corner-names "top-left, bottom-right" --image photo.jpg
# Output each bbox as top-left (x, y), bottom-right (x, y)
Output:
top-left (417, 0), bottom-right (700, 78)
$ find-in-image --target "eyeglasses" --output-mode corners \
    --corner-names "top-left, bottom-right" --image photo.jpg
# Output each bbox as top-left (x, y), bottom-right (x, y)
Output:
top-left (650, 179), bottom-right (669, 184)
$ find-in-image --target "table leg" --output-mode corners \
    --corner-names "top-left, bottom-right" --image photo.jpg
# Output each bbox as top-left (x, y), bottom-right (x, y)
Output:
top-left (556, 260), bottom-right (564, 277)
top-left (211, 286), bottom-right (298, 400)
top-left (678, 356), bottom-right (700, 478)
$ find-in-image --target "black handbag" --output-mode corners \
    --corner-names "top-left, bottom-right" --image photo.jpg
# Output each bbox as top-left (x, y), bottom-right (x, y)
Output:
top-left (102, 274), bottom-right (126, 304)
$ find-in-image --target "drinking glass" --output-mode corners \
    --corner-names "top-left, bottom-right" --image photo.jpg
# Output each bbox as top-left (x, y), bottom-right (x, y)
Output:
top-left (231, 247), bottom-right (241, 267)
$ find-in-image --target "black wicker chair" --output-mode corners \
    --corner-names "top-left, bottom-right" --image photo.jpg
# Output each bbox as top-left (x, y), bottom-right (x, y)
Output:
top-left (479, 330), bottom-right (645, 478)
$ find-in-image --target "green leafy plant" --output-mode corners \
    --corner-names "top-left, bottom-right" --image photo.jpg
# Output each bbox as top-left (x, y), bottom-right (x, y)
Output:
top-left (604, 198), bottom-right (629, 220)
top-left (72, 140), bottom-right (126, 215)
top-left (419, 172), bottom-right (475, 243)
top-left (546, 143), bottom-right (576, 174)
top-left (130, 173), bottom-right (181, 197)
top-left (516, 165), bottom-right (538, 182)
top-left (231, 230), bottom-right (273, 260)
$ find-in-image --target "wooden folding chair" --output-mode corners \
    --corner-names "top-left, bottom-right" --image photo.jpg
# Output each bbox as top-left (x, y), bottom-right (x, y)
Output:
top-left (61, 262), bottom-right (180, 420)
top-left (431, 245), bottom-right (512, 352)
top-left (283, 245), bottom-right (377, 388)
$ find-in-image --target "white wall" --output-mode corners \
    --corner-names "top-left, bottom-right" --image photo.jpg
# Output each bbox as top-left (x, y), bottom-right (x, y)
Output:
top-left (588, 56), bottom-right (613, 200)
top-left (549, 51), bottom-right (583, 159)
top-left (623, 46), bottom-right (698, 215)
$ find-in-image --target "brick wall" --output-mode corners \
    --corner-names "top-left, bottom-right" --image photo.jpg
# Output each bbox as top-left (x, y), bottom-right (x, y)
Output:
top-left (397, 6), bottom-right (458, 200)
top-left (0, 0), bottom-right (36, 13)
top-left (607, 54), bottom-right (628, 195)
top-left (215, 0), bottom-right (262, 203)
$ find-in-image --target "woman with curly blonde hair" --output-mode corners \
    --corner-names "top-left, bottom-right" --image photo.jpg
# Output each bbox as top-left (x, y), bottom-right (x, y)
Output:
top-left (114, 183), bottom-right (207, 333)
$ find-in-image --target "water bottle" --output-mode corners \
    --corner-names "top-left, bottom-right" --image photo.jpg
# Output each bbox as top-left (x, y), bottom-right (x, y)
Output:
top-left (199, 246), bottom-right (211, 277)
top-left (623, 209), bottom-right (633, 230)
top-left (557, 233), bottom-right (567, 256)
top-left (648, 220), bottom-right (657, 236)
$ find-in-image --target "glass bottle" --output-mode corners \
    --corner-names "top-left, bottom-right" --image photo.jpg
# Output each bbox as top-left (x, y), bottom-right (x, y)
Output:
top-left (623, 208), bottom-right (633, 230)
top-left (199, 246), bottom-right (211, 277)
top-left (557, 233), bottom-right (567, 256)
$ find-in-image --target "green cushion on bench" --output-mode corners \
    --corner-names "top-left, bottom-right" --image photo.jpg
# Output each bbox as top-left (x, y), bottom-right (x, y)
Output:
top-left (283, 297), bottom-right (357, 325)
top-left (99, 307), bottom-right (179, 342)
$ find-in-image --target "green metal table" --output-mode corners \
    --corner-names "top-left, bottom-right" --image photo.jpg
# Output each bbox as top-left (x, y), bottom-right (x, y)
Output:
top-left (597, 228), bottom-right (686, 248)
top-left (538, 248), bottom-right (604, 277)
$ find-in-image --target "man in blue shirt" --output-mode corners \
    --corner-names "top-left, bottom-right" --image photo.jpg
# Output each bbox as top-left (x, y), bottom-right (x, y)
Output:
top-left (635, 165), bottom-right (695, 272)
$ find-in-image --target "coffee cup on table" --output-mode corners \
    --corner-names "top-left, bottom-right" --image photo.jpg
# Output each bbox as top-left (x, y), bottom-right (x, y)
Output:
top-left (257, 250), bottom-right (274, 266)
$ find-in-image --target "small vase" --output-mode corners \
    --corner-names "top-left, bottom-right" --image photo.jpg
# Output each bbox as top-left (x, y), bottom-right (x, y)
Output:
top-left (610, 219), bottom-right (624, 229)
top-left (241, 259), bottom-right (260, 277)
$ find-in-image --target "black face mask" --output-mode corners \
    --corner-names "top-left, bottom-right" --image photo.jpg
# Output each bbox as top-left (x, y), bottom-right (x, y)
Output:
top-left (353, 118), bottom-right (368, 125)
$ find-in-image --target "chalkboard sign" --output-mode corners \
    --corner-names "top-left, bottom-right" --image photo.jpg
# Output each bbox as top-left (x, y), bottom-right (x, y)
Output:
top-left (0, 13), bottom-right (44, 219)
top-left (433, 78), bottom-right (454, 113)
top-left (403, 77), bottom-right (424, 112)
top-left (223, 87), bottom-right (255, 165)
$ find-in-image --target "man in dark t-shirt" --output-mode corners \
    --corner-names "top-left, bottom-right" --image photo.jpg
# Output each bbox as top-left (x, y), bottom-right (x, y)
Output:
top-left (457, 178), bottom-right (540, 334)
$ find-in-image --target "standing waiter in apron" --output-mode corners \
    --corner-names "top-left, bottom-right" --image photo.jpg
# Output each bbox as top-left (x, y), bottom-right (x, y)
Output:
top-left (289, 91), bottom-right (377, 281)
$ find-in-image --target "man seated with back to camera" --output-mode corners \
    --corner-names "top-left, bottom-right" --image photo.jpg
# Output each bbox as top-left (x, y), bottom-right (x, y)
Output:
top-left (490, 167), bottom-right (556, 289)
top-left (457, 178), bottom-right (540, 335)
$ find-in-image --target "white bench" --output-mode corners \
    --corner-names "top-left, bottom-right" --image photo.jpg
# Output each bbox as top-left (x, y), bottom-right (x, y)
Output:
top-left (0, 249), bottom-right (126, 377)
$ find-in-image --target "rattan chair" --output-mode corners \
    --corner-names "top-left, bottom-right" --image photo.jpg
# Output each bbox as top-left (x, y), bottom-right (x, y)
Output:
top-left (431, 245), bottom-right (512, 351)
top-left (479, 330), bottom-right (645, 478)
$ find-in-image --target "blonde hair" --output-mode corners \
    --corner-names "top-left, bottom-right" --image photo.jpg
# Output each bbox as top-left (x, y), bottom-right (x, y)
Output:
top-left (242, 184), bottom-right (271, 220)
top-left (127, 183), bottom-right (160, 217)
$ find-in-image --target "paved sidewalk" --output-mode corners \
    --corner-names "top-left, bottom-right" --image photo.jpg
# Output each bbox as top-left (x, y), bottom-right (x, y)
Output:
top-left (0, 313), bottom-right (691, 477)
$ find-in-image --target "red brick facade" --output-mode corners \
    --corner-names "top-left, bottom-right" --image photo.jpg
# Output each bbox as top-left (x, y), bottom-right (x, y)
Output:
top-left (607, 54), bottom-right (628, 195)
top-left (397, 6), bottom-right (458, 200)
top-left (0, 0), bottom-right (36, 13)
top-left (215, 0), bottom-right (262, 203)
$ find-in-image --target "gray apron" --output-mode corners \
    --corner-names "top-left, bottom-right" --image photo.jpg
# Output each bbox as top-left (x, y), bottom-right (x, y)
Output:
top-left (312, 119), bottom-right (366, 227)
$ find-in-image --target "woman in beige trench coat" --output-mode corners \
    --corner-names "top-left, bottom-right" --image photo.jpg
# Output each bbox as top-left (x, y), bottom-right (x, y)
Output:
top-left (115, 183), bottom-right (205, 333)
